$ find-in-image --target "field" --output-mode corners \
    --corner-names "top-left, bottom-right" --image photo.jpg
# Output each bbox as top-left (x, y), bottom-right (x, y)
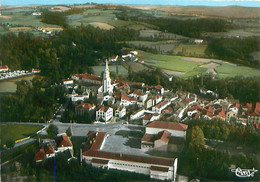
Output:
top-left (215, 63), bottom-right (260, 78)
top-left (0, 8), bottom-right (62, 36)
top-left (122, 62), bottom-right (149, 72)
top-left (91, 65), bottom-right (128, 76)
top-left (141, 51), bottom-right (260, 79)
top-left (173, 44), bottom-right (207, 57)
top-left (0, 124), bottom-right (43, 146)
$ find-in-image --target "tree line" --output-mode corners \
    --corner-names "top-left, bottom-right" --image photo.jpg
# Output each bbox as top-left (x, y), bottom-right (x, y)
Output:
top-left (115, 9), bottom-right (231, 38)
top-left (206, 37), bottom-right (260, 67)
top-left (179, 123), bottom-right (260, 181)
top-left (0, 26), bottom-right (138, 83)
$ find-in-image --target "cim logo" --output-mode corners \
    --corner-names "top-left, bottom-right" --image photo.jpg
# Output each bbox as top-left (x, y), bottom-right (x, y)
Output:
top-left (231, 167), bottom-right (258, 177)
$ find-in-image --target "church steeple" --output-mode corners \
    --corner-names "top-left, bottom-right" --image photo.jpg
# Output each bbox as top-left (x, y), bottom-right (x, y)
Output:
top-left (103, 59), bottom-right (112, 93)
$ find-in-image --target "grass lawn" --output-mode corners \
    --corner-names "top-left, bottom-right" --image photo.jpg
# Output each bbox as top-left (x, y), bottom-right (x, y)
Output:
top-left (0, 124), bottom-right (43, 145)
top-left (122, 62), bottom-right (149, 72)
top-left (173, 44), bottom-right (207, 57)
top-left (91, 65), bottom-right (128, 76)
top-left (145, 55), bottom-right (201, 72)
top-left (215, 63), bottom-right (260, 78)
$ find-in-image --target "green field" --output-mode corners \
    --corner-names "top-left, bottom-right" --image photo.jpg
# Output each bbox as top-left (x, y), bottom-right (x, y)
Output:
top-left (215, 63), bottom-right (260, 78)
top-left (0, 124), bottom-right (43, 145)
top-left (145, 55), bottom-right (201, 72)
top-left (91, 65), bottom-right (128, 76)
top-left (173, 44), bottom-right (207, 57)
top-left (122, 62), bottom-right (149, 72)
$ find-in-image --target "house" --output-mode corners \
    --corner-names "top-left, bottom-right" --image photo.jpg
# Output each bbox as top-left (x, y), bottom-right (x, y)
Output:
top-left (96, 106), bottom-right (113, 122)
top-left (0, 65), bottom-right (8, 72)
top-left (130, 109), bottom-right (145, 121)
top-left (228, 103), bottom-right (240, 114)
top-left (35, 148), bottom-right (46, 162)
top-left (70, 89), bottom-right (90, 102)
top-left (63, 78), bottom-right (74, 85)
top-left (143, 85), bottom-right (164, 95)
top-left (109, 55), bottom-right (118, 62)
top-left (226, 110), bottom-right (237, 122)
top-left (82, 131), bottom-right (178, 181)
top-left (56, 134), bottom-right (73, 153)
top-left (114, 80), bottom-right (130, 92)
top-left (146, 121), bottom-right (188, 138)
top-left (44, 145), bottom-right (55, 159)
top-left (72, 74), bottom-right (102, 84)
top-left (152, 100), bottom-right (171, 113)
top-left (141, 130), bottom-right (171, 151)
top-left (194, 39), bottom-right (203, 44)
top-left (120, 93), bottom-right (137, 107)
top-left (75, 102), bottom-right (95, 116)
top-left (213, 108), bottom-right (226, 121)
top-left (247, 102), bottom-right (260, 124)
top-left (115, 107), bottom-right (126, 118)
top-left (32, 68), bottom-right (40, 73)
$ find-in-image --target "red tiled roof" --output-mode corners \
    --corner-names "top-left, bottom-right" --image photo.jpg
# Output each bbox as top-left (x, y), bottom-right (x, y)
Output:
top-left (131, 109), bottom-right (144, 116)
top-left (83, 150), bottom-right (174, 167)
top-left (121, 93), bottom-right (137, 102)
top-left (141, 134), bottom-right (154, 143)
top-left (182, 98), bottom-right (193, 104)
top-left (143, 114), bottom-right (152, 121)
top-left (189, 104), bottom-right (203, 111)
top-left (0, 65), bottom-right (8, 70)
top-left (45, 146), bottom-right (54, 154)
top-left (146, 121), bottom-right (188, 131)
top-left (35, 149), bottom-right (45, 161)
top-left (155, 100), bottom-right (169, 109)
top-left (133, 90), bottom-right (142, 96)
top-left (97, 105), bottom-right (110, 112)
top-left (92, 158), bottom-right (109, 164)
top-left (113, 92), bottom-right (121, 98)
top-left (150, 166), bottom-right (169, 172)
top-left (157, 130), bottom-right (171, 143)
top-left (56, 135), bottom-right (72, 148)
top-left (215, 108), bottom-right (226, 119)
top-left (154, 85), bottom-right (163, 90)
top-left (76, 102), bottom-right (94, 109)
top-left (90, 132), bottom-right (106, 151)
top-left (63, 78), bottom-right (73, 82)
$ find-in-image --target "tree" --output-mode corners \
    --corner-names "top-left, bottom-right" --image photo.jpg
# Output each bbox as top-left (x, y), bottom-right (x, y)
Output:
top-left (66, 127), bottom-right (72, 138)
top-left (6, 139), bottom-right (15, 148)
top-left (187, 126), bottom-right (205, 149)
top-left (46, 124), bottom-right (59, 139)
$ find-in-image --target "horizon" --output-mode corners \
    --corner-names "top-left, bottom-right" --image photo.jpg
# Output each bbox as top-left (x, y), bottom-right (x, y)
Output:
top-left (1, 0), bottom-right (260, 7)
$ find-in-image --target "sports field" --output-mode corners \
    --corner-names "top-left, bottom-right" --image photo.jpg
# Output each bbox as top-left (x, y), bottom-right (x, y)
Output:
top-left (0, 124), bottom-right (43, 146)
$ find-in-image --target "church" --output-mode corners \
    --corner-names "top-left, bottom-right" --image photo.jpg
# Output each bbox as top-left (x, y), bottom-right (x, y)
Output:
top-left (98, 60), bottom-right (114, 94)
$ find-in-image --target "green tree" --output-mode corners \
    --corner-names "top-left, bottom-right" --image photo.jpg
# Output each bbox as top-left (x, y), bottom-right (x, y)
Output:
top-left (187, 126), bottom-right (205, 149)
top-left (6, 139), bottom-right (15, 148)
top-left (66, 127), bottom-right (72, 138)
top-left (46, 124), bottom-right (59, 139)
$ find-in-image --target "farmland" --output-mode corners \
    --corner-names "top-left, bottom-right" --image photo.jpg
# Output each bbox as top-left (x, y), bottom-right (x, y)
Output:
top-left (173, 44), bottom-right (207, 57)
top-left (0, 124), bottom-right (43, 146)
top-left (141, 51), bottom-right (260, 79)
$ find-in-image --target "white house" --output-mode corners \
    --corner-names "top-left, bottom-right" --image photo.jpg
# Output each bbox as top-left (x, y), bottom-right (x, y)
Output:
top-left (130, 109), bottom-right (145, 120)
top-left (96, 106), bottom-right (113, 122)
top-left (115, 107), bottom-right (126, 118)
top-left (63, 78), bottom-right (74, 85)
top-left (146, 121), bottom-right (188, 138)
top-left (0, 65), bottom-right (8, 72)
top-left (152, 100), bottom-right (171, 113)
top-left (120, 93), bottom-right (137, 107)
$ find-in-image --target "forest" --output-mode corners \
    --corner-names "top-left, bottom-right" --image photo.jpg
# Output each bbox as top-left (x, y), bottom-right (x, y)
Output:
top-left (179, 122), bottom-right (260, 181)
top-left (115, 9), bottom-right (231, 37)
top-left (206, 37), bottom-right (260, 67)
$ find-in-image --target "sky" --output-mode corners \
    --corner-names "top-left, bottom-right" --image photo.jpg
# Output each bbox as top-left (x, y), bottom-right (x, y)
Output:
top-left (1, 0), bottom-right (260, 7)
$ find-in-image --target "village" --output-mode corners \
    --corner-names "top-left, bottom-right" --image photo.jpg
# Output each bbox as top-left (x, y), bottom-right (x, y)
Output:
top-left (32, 51), bottom-right (259, 182)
